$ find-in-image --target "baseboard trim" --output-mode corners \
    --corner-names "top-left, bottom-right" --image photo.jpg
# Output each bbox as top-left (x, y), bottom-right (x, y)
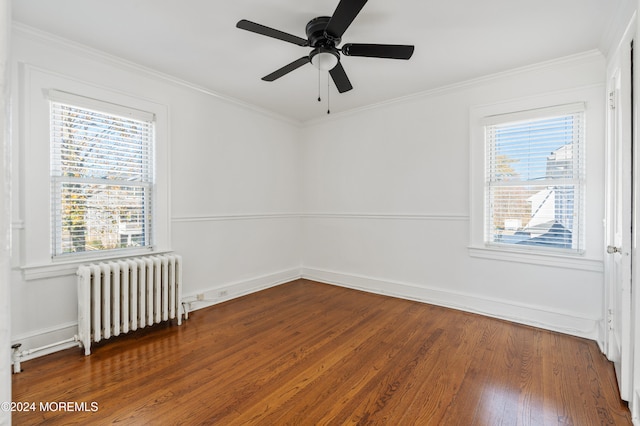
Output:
top-left (633, 389), bottom-right (640, 426)
top-left (596, 320), bottom-right (607, 353)
top-left (11, 266), bottom-right (602, 364)
top-left (11, 322), bottom-right (80, 363)
top-left (301, 267), bottom-right (601, 342)
top-left (11, 268), bottom-right (302, 363)
top-left (182, 268), bottom-right (302, 313)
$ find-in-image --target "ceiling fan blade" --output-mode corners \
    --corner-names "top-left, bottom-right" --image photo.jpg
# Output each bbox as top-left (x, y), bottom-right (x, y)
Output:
top-left (236, 19), bottom-right (308, 46)
top-left (325, 0), bottom-right (368, 40)
top-left (329, 61), bottom-right (353, 93)
top-left (342, 43), bottom-right (415, 60)
top-left (262, 57), bottom-right (310, 81)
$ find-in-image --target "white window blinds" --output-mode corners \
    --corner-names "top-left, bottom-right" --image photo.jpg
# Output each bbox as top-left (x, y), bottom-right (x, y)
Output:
top-left (485, 105), bottom-right (584, 253)
top-left (50, 96), bottom-right (155, 257)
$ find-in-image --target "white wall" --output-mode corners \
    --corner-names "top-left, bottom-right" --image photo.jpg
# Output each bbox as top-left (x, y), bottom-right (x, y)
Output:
top-left (8, 22), bottom-right (610, 362)
top-left (301, 52), bottom-right (607, 342)
top-left (0, 0), bottom-right (11, 423)
top-left (9, 26), bottom-right (301, 355)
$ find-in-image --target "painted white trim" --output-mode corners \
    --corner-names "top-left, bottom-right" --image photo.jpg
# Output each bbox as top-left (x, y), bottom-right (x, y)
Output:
top-left (12, 23), bottom-right (301, 127)
top-left (22, 211), bottom-right (302, 277)
top-left (11, 321), bottom-right (80, 362)
top-left (469, 84), bottom-right (606, 271)
top-left (302, 213), bottom-right (601, 271)
top-left (301, 267), bottom-right (602, 342)
top-left (304, 51), bottom-right (604, 126)
top-left (18, 63), bottom-right (173, 270)
top-left (172, 213), bottom-right (470, 223)
top-left (183, 268), bottom-right (301, 313)
top-left (603, 9), bottom-right (636, 403)
top-left (172, 213), bottom-right (300, 223)
top-left (633, 389), bottom-right (640, 426)
top-left (11, 268), bottom-right (302, 362)
top-left (13, 23), bottom-right (603, 129)
top-left (597, 320), bottom-right (607, 354)
top-left (11, 269), bottom-right (604, 363)
top-left (468, 247), bottom-right (603, 272)
top-left (20, 250), bottom-right (175, 281)
top-left (301, 213), bottom-right (469, 221)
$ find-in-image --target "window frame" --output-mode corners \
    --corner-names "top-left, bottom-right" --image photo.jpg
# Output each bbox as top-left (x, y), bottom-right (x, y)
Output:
top-left (483, 103), bottom-right (585, 255)
top-left (19, 65), bottom-right (171, 279)
top-left (468, 87), bottom-right (604, 272)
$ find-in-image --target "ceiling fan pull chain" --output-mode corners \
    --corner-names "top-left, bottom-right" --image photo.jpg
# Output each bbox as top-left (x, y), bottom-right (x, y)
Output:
top-left (317, 68), bottom-right (321, 102)
top-left (327, 72), bottom-right (331, 114)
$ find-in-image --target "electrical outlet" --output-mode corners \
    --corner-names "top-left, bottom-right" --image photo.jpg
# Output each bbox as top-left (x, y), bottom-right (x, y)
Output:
top-left (218, 290), bottom-right (228, 297)
top-left (196, 293), bottom-right (205, 301)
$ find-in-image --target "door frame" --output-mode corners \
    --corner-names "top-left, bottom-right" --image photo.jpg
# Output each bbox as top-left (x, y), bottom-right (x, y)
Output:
top-left (604, 13), bottom-right (635, 403)
top-left (632, 3), bottom-right (640, 418)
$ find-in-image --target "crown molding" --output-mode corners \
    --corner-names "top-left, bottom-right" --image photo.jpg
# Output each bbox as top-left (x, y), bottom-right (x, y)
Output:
top-left (11, 22), bottom-right (302, 127)
top-left (12, 22), bottom-right (607, 130)
top-left (303, 50), bottom-right (604, 126)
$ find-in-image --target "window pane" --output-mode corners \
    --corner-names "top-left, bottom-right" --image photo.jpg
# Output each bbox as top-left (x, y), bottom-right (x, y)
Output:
top-left (51, 100), bottom-right (154, 257)
top-left (488, 184), bottom-right (576, 249)
top-left (486, 111), bottom-right (583, 252)
top-left (489, 115), bottom-right (579, 182)
top-left (55, 183), bottom-right (150, 254)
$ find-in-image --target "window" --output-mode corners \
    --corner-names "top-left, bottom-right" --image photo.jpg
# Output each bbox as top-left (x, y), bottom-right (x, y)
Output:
top-left (483, 104), bottom-right (585, 254)
top-left (50, 91), bottom-right (155, 257)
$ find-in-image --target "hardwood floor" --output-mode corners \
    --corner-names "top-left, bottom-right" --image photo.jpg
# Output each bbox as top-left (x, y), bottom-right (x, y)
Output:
top-left (12, 279), bottom-right (631, 425)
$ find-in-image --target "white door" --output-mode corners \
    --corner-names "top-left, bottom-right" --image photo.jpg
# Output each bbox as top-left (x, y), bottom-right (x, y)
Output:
top-left (605, 40), bottom-right (633, 402)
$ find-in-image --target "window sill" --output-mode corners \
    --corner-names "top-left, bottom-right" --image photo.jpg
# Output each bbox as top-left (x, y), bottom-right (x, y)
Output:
top-left (20, 249), bottom-right (174, 281)
top-left (468, 246), bottom-right (603, 272)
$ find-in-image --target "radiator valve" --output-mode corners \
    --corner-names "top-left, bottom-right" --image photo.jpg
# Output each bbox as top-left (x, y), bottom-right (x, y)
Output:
top-left (11, 343), bottom-right (22, 374)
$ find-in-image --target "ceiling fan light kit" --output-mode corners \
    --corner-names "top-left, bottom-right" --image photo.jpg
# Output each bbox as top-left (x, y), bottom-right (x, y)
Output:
top-left (236, 0), bottom-right (414, 102)
top-left (310, 48), bottom-right (339, 71)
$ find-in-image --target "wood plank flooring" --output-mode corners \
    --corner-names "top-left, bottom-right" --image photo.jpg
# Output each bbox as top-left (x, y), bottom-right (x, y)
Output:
top-left (12, 279), bottom-right (632, 425)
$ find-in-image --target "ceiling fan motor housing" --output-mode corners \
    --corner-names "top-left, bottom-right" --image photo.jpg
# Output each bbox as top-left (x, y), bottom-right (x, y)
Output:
top-left (306, 16), bottom-right (340, 47)
top-left (307, 16), bottom-right (341, 70)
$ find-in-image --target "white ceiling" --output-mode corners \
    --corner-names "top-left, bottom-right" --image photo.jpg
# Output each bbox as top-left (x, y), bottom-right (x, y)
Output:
top-left (12, 0), bottom-right (626, 123)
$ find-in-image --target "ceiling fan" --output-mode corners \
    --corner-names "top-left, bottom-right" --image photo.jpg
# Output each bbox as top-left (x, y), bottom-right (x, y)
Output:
top-left (236, 0), bottom-right (415, 94)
